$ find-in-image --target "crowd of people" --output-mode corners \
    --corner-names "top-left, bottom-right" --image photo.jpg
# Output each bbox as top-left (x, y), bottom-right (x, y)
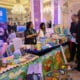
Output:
top-left (0, 21), bottom-right (46, 44)
top-left (0, 21), bottom-right (46, 58)
top-left (69, 10), bottom-right (80, 71)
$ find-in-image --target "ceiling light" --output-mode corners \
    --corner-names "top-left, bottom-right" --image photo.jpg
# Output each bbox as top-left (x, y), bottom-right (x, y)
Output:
top-left (11, 3), bottom-right (26, 14)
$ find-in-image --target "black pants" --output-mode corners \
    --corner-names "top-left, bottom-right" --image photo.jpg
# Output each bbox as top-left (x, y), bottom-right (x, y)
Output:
top-left (76, 44), bottom-right (80, 68)
top-left (69, 42), bottom-right (77, 61)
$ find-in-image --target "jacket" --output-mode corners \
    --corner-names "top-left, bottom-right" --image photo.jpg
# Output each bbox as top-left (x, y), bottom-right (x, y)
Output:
top-left (70, 22), bottom-right (77, 35)
top-left (76, 21), bottom-right (80, 43)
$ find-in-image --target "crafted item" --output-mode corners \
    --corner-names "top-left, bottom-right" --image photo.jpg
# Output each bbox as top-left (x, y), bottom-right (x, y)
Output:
top-left (52, 77), bottom-right (58, 80)
top-left (36, 42), bottom-right (42, 50)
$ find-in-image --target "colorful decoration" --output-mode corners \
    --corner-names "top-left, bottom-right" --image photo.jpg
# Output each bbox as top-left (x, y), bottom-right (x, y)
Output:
top-left (55, 51), bottom-right (64, 67)
top-left (42, 50), bottom-right (64, 76)
top-left (0, 43), bottom-right (69, 80)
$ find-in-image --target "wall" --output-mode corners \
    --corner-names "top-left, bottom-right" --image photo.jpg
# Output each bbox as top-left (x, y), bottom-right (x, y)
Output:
top-left (61, 0), bottom-right (80, 30)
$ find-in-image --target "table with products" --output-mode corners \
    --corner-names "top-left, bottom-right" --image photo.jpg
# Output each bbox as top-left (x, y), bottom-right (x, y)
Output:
top-left (0, 44), bottom-right (70, 80)
top-left (0, 34), bottom-right (70, 80)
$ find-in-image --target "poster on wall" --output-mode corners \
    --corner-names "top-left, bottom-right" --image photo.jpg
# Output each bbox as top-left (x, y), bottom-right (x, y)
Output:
top-left (0, 7), bottom-right (7, 23)
top-left (0, 7), bottom-right (7, 29)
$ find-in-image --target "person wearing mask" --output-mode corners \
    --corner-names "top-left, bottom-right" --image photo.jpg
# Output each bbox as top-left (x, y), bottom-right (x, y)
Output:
top-left (24, 22), bottom-right (37, 44)
top-left (69, 14), bottom-right (78, 62)
top-left (75, 10), bottom-right (80, 71)
top-left (38, 23), bottom-right (46, 38)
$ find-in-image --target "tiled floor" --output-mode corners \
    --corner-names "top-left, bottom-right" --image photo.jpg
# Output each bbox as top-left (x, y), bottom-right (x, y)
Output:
top-left (70, 70), bottom-right (80, 80)
top-left (59, 70), bottom-right (80, 80)
top-left (65, 62), bottom-right (80, 80)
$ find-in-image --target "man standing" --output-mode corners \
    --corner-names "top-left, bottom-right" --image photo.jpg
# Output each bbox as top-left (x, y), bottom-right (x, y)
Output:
top-left (69, 14), bottom-right (78, 62)
top-left (75, 10), bottom-right (80, 71)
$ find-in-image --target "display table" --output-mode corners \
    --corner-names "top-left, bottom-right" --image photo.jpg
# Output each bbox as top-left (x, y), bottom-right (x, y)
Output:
top-left (0, 42), bottom-right (70, 80)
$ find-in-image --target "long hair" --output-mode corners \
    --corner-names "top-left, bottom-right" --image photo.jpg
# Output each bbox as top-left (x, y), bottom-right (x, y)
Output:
top-left (40, 23), bottom-right (46, 34)
top-left (26, 21), bottom-right (32, 30)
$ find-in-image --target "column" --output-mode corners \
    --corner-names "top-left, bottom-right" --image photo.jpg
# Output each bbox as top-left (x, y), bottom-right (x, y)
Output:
top-left (51, 0), bottom-right (54, 33)
top-left (54, 0), bottom-right (58, 24)
top-left (58, 0), bottom-right (62, 24)
top-left (40, 0), bottom-right (43, 22)
top-left (31, 0), bottom-right (41, 30)
top-left (30, 0), bottom-right (35, 25)
top-left (51, 0), bottom-right (54, 25)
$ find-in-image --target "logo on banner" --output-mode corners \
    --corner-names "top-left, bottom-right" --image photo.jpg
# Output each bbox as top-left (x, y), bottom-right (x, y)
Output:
top-left (0, 11), bottom-right (2, 16)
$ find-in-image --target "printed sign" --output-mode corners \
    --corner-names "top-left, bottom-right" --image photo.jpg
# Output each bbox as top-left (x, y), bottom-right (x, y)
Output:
top-left (0, 7), bottom-right (7, 22)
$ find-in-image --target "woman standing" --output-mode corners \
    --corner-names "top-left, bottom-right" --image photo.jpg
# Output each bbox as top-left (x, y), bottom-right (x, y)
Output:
top-left (24, 22), bottom-right (37, 44)
top-left (38, 23), bottom-right (46, 38)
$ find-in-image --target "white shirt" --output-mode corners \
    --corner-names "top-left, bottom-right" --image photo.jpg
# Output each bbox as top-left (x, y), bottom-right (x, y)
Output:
top-left (38, 29), bottom-right (45, 38)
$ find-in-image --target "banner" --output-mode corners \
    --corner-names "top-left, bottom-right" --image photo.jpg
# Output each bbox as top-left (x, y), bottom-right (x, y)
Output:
top-left (0, 7), bottom-right (7, 23)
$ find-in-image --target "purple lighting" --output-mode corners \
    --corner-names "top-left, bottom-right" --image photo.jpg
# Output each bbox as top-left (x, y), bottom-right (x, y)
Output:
top-left (33, 0), bottom-right (41, 30)
top-left (54, 0), bottom-right (58, 24)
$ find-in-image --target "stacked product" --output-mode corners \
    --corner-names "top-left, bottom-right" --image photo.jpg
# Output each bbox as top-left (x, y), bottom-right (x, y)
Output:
top-left (34, 34), bottom-right (67, 51)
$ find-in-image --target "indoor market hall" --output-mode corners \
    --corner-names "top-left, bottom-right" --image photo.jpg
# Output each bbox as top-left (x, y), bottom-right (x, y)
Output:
top-left (0, 0), bottom-right (80, 80)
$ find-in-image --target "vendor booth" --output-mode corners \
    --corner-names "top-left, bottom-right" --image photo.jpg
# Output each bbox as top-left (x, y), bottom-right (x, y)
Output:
top-left (0, 0), bottom-right (73, 80)
top-left (0, 34), bottom-right (70, 80)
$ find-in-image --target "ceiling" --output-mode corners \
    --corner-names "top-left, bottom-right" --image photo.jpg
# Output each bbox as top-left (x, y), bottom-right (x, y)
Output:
top-left (0, 0), bottom-right (80, 9)
top-left (0, 0), bottom-right (30, 9)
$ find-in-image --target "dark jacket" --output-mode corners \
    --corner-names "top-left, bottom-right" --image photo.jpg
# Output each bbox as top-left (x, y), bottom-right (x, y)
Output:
top-left (70, 22), bottom-right (77, 35)
top-left (76, 21), bottom-right (80, 43)
top-left (24, 29), bottom-right (37, 44)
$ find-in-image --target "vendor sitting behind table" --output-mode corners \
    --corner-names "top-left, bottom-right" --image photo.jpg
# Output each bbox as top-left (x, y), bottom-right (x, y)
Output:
top-left (38, 23), bottom-right (46, 38)
top-left (24, 22), bottom-right (37, 44)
